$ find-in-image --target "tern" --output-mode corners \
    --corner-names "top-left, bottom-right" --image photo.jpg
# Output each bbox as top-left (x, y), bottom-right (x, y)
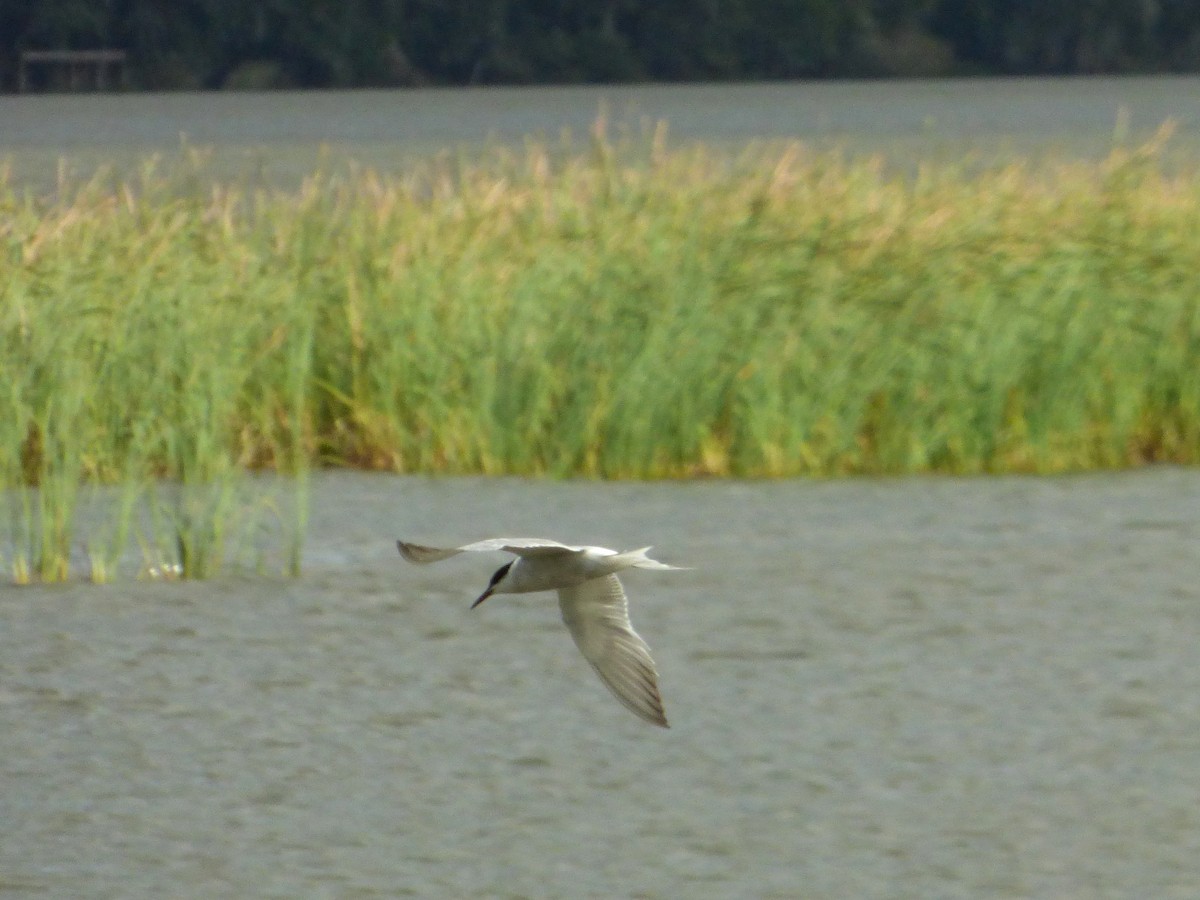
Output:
top-left (397, 537), bottom-right (684, 728)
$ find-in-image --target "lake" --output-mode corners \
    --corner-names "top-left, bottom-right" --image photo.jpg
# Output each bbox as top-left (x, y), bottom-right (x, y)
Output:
top-left (2, 470), bottom-right (1199, 897)
top-left (2, 76), bottom-right (1199, 192)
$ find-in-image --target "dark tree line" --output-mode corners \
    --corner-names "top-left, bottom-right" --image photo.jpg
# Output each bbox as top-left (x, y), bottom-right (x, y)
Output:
top-left (4, 0), bottom-right (1200, 91)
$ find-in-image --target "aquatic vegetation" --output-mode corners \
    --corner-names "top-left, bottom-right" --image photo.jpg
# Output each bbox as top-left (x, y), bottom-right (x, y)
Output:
top-left (2, 123), bottom-right (1198, 580)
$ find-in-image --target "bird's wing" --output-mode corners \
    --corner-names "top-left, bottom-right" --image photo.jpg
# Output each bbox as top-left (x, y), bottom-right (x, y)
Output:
top-left (483, 538), bottom-right (587, 559)
top-left (397, 541), bottom-right (467, 564)
top-left (558, 575), bottom-right (669, 728)
top-left (398, 537), bottom-right (581, 564)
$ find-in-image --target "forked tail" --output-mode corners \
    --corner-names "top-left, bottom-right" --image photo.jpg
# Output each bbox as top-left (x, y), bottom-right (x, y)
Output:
top-left (618, 546), bottom-right (688, 570)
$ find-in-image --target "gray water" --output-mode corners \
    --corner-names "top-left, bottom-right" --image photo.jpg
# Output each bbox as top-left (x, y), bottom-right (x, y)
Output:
top-left (2, 76), bottom-right (1199, 191)
top-left (2, 470), bottom-right (1199, 898)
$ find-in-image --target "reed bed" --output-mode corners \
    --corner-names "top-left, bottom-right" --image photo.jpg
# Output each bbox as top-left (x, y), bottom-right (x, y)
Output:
top-left (2, 124), bottom-right (1199, 581)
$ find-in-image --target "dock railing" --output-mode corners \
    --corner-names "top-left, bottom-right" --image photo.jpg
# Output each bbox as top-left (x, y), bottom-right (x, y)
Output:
top-left (18, 49), bottom-right (128, 92)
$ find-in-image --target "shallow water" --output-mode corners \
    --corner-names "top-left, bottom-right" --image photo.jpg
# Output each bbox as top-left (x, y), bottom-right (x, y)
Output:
top-left (2, 469), bottom-right (1199, 897)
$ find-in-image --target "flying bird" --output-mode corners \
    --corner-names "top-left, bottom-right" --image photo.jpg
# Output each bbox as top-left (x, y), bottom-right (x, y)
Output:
top-left (397, 537), bottom-right (683, 728)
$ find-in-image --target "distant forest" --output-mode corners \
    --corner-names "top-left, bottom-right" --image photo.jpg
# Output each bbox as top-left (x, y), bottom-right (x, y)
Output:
top-left (4, 0), bottom-right (1200, 92)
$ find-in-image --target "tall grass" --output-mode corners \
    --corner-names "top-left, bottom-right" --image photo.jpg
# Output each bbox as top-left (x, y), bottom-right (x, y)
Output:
top-left (2, 123), bottom-right (1199, 580)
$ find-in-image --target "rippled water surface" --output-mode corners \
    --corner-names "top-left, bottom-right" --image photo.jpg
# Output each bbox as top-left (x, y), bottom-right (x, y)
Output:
top-left (3, 76), bottom-right (1199, 190)
top-left (2, 470), bottom-right (1199, 898)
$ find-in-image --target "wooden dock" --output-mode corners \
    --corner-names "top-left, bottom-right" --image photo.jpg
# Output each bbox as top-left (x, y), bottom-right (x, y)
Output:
top-left (18, 49), bottom-right (128, 92)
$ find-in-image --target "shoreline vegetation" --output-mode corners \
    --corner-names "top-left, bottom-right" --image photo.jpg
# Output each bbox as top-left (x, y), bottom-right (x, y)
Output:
top-left (3, 121), bottom-right (1198, 582)
top-left (6, 1), bottom-right (1200, 93)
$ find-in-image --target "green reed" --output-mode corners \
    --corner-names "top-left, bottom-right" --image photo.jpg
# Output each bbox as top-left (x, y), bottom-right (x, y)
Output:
top-left (2, 123), bottom-right (1199, 580)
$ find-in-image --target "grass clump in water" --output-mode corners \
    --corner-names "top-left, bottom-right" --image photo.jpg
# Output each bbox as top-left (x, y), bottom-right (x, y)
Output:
top-left (2, 123), bottom-right (1199, 579)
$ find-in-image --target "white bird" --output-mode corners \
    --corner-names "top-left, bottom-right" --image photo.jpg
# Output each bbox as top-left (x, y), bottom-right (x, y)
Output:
top-left (397, 537), bottom-right (684, 728)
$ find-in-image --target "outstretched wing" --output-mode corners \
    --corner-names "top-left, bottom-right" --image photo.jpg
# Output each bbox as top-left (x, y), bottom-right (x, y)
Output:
top-left (397, 537), bottom-right (580, 564)
top-left (557, 575), bottom-right (669, 728)
top-left (397, 541), bottom-right (467, 564)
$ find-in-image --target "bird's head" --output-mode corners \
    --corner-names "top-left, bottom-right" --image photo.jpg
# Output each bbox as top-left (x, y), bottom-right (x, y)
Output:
top-left (471, 561), bottom-right (512, 609)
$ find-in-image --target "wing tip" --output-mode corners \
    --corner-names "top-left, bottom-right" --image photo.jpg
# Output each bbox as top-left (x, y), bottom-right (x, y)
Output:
top-left (597, 658), bottom-right (671, 729)
top-left (641, 684), bottom-right (670, 728)
top-left (634, 693), bottom-right (670, 728)
top-left (397, 540), bottom-right (436, 563)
